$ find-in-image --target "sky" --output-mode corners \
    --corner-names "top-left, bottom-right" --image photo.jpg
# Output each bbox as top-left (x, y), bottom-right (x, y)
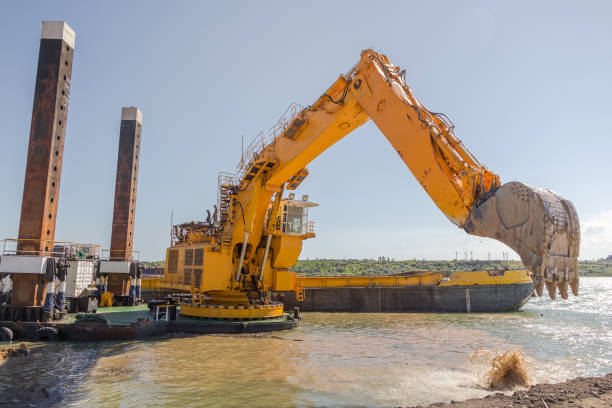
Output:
top-left (1, 1), bottom-right (611, 262)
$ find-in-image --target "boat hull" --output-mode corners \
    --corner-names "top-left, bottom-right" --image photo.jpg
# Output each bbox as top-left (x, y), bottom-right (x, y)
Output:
top-left (274, 281), bottom-right (534, 313)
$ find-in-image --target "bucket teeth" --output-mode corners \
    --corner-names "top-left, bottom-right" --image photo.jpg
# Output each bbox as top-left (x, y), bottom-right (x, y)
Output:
top-left (558, 281), bottom-right (569, 300)
top-left (545, 281), bottom-right (557, 300)
top-left (535, 278), bottom-right (545, 297)
top-left (464, 181), bottom-right (580, 300)
top-left (570, 278), bottom-right (579, 296)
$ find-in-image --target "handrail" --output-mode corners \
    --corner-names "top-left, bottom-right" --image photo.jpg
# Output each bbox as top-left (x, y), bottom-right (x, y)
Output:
top-left (100, 248), bottom-right (141, 262)
top-left (269, 103), bottom-right (303, 139)
top-left (234, 103), bottom-right (304, 180)
top-left (1, 238), bottom-right (85, 258)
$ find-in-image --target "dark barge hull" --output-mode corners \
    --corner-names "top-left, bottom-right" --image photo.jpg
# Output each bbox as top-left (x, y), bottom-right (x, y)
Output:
top-left (274, 282), bottom-right (534, 313)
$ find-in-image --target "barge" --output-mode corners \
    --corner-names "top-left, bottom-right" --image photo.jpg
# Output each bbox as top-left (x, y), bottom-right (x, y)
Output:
top-left (144, 269), bottom-right (535, 314)
top-left (275, 270), bottom-right (534, 313)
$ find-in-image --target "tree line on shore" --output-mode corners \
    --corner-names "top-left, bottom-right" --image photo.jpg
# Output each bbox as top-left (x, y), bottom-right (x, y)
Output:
top-left (291, 258), bottom-right (612, 276)
top-left (141, 258), bottom-right (612, 277)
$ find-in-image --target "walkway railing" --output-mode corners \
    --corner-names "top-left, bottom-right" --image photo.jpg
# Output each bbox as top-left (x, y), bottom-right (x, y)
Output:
top-left (1, 238), bottom-right (81, 259)
top-left (100, 249), bottom-right (140, 262)
top-left (234, 103), bottom-right (304, 180)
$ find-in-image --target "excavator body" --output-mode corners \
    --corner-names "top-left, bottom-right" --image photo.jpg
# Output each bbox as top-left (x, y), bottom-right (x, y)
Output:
top-left (166, 49), bottom-right (580, 320)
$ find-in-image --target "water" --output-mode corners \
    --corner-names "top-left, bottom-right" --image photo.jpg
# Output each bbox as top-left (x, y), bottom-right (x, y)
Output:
top-left (1, 277), bottom-right (610, 407)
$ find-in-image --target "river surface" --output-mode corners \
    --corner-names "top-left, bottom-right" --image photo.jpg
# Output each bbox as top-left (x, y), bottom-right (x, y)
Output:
top-left (0, 277), bottom-right (610, 407)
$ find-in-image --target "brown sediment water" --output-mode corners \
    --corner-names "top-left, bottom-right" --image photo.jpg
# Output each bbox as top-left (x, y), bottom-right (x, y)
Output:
top-left (0, 277), bottom-right (609, 407)
top-left (470, 349), bottom-right (529, 389)
top-left (487, 350), bottom-right (529, 389)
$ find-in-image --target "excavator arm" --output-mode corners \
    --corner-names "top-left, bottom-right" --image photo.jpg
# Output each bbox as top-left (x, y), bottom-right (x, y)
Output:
top-left (233, 49), bottom-right (579, 300)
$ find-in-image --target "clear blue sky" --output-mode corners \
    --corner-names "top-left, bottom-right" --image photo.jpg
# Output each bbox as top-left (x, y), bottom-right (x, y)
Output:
top-left (1, 1), bottom-right (611, 261)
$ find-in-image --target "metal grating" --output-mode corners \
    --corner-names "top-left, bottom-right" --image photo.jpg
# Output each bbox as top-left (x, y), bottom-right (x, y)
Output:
top-left (185, 249), bottom-right (193, 266)
top-left (167, 249), bottom-right (178, 273)
top-left (193, 268), bottom-right (202, 289)
top-left (194, 248), bottom-right (203, 266)
top-left (183, 268), bottom-right (192, 286)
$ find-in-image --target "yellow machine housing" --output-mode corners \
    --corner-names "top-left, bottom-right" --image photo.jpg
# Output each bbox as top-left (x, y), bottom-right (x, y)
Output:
top-left (168, 196), bottom-right (316, 319)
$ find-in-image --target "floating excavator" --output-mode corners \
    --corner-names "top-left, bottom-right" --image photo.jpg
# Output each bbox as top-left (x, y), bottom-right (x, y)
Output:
top-left (167, 50), bottom-right (580, 320)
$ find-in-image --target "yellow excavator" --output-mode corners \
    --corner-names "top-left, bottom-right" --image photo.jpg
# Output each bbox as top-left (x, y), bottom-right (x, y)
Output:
top-left (166, 50), bottom-right (580, 320)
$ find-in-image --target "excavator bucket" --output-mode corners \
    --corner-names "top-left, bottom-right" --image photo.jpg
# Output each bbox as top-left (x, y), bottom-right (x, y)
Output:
top-left (464, 182), bottom-right (580, 299)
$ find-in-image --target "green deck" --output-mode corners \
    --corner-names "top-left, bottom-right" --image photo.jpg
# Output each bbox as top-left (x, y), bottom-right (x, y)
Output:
top-left (61, 305), bottom-right (152, 325)
top-left (61, 305), bottom-right (295, 326)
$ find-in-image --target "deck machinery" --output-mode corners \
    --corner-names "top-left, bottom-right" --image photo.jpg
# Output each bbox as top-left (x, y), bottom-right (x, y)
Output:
top-left (168, 50), bottom-right (580, 320)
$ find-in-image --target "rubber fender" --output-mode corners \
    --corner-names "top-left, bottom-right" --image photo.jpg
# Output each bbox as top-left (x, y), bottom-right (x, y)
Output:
top-left (129, 262), bottom-right (137, 278)
top-left (0, 327), bottom-right (13, 341)
top-left (74, 314), bottom-right (108, 325)
top-left (34, 327), bottom-right (59, 342)
top-left (45, 258), bottom-right (56, 283)
top-left (56, 261), bottom-right (67, 282)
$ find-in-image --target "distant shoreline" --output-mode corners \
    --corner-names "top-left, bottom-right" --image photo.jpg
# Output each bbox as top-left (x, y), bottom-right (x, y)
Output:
top-left (141, 259), bottom-right (612, 277)
top-left (290, 259), bottom-right (612, 278)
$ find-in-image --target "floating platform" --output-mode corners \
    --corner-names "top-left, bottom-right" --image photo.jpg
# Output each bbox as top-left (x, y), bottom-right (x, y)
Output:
top-left (0, 305), bottom-right (298, 341)
top-left (274, 270), bottom-right (534, 313)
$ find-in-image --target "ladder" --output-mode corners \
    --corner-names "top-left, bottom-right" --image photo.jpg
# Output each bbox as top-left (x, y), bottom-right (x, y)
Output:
top-left (216, 179), bottom-right (234, 248)
top-left (218, 184), bottom-right (232, 224)
top-left (245, 275), bottom-right (264, 304)
top-left (295, 277), bottom-right (305, 302)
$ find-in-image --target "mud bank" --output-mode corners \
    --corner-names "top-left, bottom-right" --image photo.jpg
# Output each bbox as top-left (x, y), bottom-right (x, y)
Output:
top-left (411, 374), bottom-right (612, 408)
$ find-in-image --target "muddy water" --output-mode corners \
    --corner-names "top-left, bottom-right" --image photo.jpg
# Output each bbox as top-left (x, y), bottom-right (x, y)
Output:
top-left (0, 277), bottom-right (610, 407)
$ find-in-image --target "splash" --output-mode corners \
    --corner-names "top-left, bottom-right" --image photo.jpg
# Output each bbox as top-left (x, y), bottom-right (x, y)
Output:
top-left (0, 342), bottom-right (30, 360)
top-left (470, 349), bottom-right (530, 389)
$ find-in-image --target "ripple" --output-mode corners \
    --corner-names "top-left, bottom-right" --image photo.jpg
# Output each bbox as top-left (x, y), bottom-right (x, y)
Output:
top-left (1, 277), bottom-right (609, 407)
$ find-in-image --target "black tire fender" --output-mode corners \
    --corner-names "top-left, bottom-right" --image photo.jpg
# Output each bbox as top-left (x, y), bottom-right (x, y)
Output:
top-left (45, 258), bottom-right (56, 283)
top-left (0, 327), bottom-right (13, 341)
top-left (34, 326), bottom-right (59, 342)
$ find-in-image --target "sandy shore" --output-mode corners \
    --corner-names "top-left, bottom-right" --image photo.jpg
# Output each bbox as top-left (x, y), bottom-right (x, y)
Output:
top-left (411, 374), bottom-right (612, 408)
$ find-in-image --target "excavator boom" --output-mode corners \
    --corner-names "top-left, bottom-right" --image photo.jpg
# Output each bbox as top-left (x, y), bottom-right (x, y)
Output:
top-left (352, 50), bottom-right (580, 298)
top-left (263, 50), bottom-right (580, 299)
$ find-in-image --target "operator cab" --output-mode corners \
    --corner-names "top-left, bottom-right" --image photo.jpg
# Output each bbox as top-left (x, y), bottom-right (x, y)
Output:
top-left (267, 193), bottom-right (318, 237)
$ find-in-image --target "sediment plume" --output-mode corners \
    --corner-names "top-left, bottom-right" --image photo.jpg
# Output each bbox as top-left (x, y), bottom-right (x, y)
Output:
top-left (0, 342), bottom-right (30, 360)
top-left (470, 349), bottom-right (529, 389)
top-left (486, 350), bottom-right (529, 389)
